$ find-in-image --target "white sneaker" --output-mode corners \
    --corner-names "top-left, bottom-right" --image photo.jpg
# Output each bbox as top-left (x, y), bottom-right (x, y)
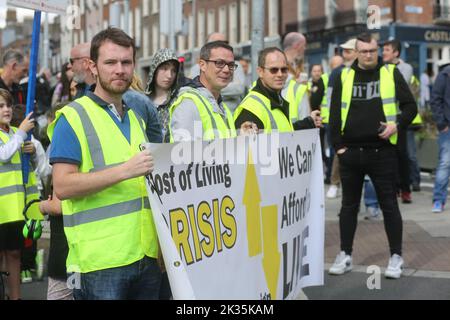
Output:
top-left (385, 254), bottom-right (404, 279)
top-left (326, 185), bottom-right (339, 199)
top-left (329, 251), bottom-right (352, 275)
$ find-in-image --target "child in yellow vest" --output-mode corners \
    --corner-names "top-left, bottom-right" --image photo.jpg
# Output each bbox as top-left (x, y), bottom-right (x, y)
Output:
top-left (0, 88), bottom-right (35, 300)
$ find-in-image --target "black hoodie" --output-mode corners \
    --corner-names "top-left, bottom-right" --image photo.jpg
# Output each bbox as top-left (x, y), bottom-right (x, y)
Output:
top-left (329, 58), bottom-right (417, 150)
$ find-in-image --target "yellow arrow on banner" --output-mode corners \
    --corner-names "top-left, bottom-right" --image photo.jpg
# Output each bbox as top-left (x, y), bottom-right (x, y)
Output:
top-left (243, 150), bottom-right (262, 257)
top-left (261, 205), bottom-right (281, 299)
top-left (243, 149), bottom-right (281, 298)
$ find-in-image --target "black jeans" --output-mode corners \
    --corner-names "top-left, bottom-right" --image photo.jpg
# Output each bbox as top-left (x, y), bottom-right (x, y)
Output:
top-left (396, 129), bottom-right (411, 193)
top-left (338, 146), bottom-right (403, 256)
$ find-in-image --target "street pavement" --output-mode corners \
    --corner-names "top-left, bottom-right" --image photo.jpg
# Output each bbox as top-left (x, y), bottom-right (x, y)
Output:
top-left (18, 173), bottom-right (450, 300)
top-left (304, 172), bottom-right (450, 300)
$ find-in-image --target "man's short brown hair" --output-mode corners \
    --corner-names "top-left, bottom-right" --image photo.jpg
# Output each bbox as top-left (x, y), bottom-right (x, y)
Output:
top-left (258, 47), bottom-right (287, 67)
top-left (90, 27), bottom-right (136, 63)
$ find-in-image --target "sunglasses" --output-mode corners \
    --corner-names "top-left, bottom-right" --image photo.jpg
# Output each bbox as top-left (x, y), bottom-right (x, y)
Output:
top-left (262, 67), bottom-right (289, 74)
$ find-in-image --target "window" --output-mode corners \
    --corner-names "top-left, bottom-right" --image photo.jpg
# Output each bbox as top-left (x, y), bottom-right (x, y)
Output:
top-left (160, 34), bottom-right (167, 51)
top-left (198, 9), bottom-right (205, 47)
top-left (297, 0), bottom-right (308, 33)
top-left (178, 34), bottom-right (186, 52)
top-left (152, 0), bottom-right (159, 14)
top-left (143, 25), bottom-right (150, 57)
top-left (219, 6), bottom-right (227, 37)
top-left (135, 8), bottom-right (141, 47)
top-left (143, 0), bottom-right (150, 16)
top-left (268, 0), bottom-right (278, 36)
top-left (207, 9), bottom-right (216, 36)
top-left (129, 11), bottom-right (134, 38)
top-left (229, 3), bottom-right (238, 45)
top-left (240, 0), bottom-right (249, 42)
top-left (188, 14), bottom-right (194, 49)
top-left (152, 22), bottom-right (159, 54)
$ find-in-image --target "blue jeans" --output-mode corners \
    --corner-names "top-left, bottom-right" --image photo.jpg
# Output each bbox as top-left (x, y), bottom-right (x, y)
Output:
top-left (407, 130), bottom-right (421, 186)
top-left (73, 256), bottom-right (161, 300)
top-left (433, 130), bottom-right (450, 204)
top-left (364, 177), bottom-right (379, 209)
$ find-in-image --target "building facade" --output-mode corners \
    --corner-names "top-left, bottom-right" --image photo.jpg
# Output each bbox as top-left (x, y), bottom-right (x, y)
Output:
top-left (55, 0), bottom-right (450, 80)
top-left (300, 0), bottom-right (450, 77)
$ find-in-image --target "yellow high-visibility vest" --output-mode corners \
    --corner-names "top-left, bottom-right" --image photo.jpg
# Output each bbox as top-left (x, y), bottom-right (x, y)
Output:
top-left (284, 79), bottom-right (308, 124)
top-left (48, 96), bottom-right (158, 273)
top-left (320, 73), bottom-right (329, 124)
top-left (0, 127), bottom-right (41, 224)
top-left (169, 89), bottom-right (236, 141)
top-left (234, 90), bottom-right (293, 133)
top-left (340, 64), bottom-right (398, 145)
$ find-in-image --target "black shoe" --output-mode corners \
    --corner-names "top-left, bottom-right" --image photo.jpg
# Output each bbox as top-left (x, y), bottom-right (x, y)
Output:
top-left (412, 184), bottom-right (421, 192)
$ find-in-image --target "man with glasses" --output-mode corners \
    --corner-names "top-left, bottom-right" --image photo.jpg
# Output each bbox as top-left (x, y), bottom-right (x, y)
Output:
top-left (170, 41), bottom-right (254, 141)
top-left (69, 43), bottom-right (96, 98)
top-left (190, 33), bottom-right (246, 112)
top-left (328, 33), bottom-right (417, 279)
top-left (234, 47), bottom-right (321, 134)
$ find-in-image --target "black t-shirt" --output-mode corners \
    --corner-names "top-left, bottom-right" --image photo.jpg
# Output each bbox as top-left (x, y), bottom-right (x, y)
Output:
top-left (0, 77), bottom-right (25, 105)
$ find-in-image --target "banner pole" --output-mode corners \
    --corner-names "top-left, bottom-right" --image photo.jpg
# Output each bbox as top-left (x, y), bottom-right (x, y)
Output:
top-left (22, 10), bottom-right (41, 184)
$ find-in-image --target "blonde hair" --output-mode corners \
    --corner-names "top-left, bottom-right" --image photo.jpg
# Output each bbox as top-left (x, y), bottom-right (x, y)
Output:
top-left (130, 72), bottom-right (145, 93)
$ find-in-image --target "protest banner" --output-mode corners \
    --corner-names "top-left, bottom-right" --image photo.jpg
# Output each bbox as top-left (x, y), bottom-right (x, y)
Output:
top-left (145, 129), bottom-right (325, 300)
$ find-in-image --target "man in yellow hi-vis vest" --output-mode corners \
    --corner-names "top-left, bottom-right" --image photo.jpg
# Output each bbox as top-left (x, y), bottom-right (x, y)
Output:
top-left (383, 39), bottom-right (417, 204)
top-left (49, 28), bottom-right (160, 300)
top-left (328, 33), bottom-right (417, 280)
top-left (170, 41), bottom-right (255, 141)
top-left (234, 47), bottom-right (321, 133)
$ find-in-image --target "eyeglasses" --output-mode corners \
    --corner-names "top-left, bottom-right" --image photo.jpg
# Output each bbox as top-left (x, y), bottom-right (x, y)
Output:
top-left (69, 56), bottom-right (88, 64)
top-left (262, 67), bottom-right (289, 74)
top-left (358, 49), bottom-right (378, 56)
top-left (204, 59), bottom-right (238, 71)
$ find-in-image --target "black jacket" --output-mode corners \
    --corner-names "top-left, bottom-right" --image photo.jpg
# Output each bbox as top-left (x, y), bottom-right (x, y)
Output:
top-left (235, 79), bottom-right (315, 130)
top-left (329, 58), bottom-right (417, 150)
top-left (0, 77), bottom-right (25, 105)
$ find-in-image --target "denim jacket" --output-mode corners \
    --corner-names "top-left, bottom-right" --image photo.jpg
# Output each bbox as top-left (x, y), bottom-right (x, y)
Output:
top-left (123, 90), bottom-right (163, 143)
